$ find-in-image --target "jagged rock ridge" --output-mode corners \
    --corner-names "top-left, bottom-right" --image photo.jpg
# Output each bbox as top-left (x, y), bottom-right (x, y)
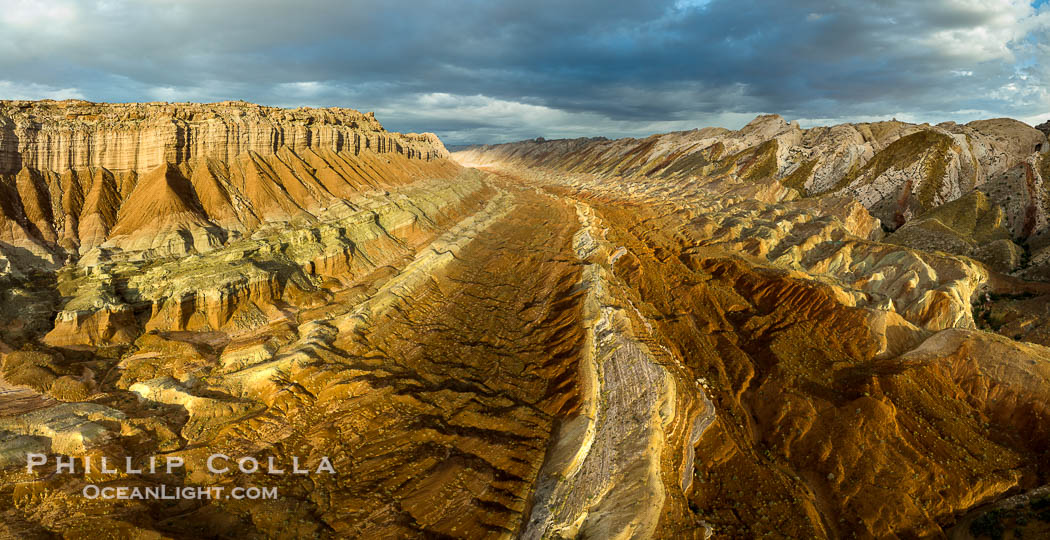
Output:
top-left (1037, 120), bottom-right (1050, 137)
top-left (457, 115), bottom-right (1050, 240)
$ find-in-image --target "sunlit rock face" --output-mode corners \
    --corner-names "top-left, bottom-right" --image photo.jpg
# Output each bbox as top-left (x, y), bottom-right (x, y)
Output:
top-left (2, 102), bottom-right (1050, 539)
top-left (453, 119), bottom-right (1050, 538)
top-left (0, 100), bottom-right (446, 174)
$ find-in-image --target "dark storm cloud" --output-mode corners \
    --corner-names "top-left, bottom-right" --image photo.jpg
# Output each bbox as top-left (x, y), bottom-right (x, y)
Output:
top-left (0, 0), bottom-right (1047, 143)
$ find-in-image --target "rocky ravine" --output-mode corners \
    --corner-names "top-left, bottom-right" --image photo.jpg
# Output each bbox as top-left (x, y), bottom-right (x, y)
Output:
top-left (0, 101), bottom-right (1049, 539)
top-left (456, 117), bottom-right (1050, 538)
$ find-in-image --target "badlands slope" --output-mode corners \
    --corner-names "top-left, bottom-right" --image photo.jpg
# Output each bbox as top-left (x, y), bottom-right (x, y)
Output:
top-left (0, 101), bottom-right (1048, 539)
top-left (456, 115), bottom-right (1050, 539)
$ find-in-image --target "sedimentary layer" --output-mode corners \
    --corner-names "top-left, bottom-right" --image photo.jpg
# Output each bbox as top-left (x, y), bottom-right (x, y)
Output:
top-left (0, 100), bottom-right (452, 266)
top-left (0, 100), bottom-right (446, 174)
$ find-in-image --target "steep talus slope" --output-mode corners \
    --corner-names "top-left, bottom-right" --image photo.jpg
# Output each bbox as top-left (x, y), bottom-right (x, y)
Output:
top-left (106, 162), bottom-right (221, 253)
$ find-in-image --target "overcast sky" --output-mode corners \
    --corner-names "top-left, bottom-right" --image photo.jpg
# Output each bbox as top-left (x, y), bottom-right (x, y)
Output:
top-left (1, 0), bottom-right (1049, 144)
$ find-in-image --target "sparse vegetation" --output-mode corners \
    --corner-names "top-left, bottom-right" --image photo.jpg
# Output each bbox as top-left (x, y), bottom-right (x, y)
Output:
top-left (918, 137), bottom-right (954, 210)
top-left (738, 140), bottom-right (779, 182)
top-left (833, 130), bottom-right (952, 193)
top-left (781, 159), bottom-right (818, 195)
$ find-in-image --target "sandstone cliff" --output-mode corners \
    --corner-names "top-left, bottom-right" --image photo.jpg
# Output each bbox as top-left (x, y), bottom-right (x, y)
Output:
top-left (0, 100), bottom-right (453, 266)
top-left (0, 100), bottom-right (447, 174)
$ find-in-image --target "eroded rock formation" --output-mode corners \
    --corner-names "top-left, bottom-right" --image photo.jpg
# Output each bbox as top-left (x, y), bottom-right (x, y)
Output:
top-left (453, 121), bottom-right (1050, 538)
top-left (2, 101), bottom-right (1050, 539)
top-left (457, 115), bottom-right (1050, 238)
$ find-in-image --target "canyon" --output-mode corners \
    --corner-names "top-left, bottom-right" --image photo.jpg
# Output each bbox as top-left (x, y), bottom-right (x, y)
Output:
top-left (0, 100), bottom-right (1049, 539)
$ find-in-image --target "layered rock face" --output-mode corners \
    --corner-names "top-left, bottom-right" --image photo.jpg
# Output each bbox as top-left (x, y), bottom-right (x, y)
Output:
top-left (0, 100), bottom-right (451, 265)
top-left (0, 101), bottom-right (621, 539)
top-left (3, 101), bottom-right (1050, 539)
top-left (0, 100), bottom-right (446, 174)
